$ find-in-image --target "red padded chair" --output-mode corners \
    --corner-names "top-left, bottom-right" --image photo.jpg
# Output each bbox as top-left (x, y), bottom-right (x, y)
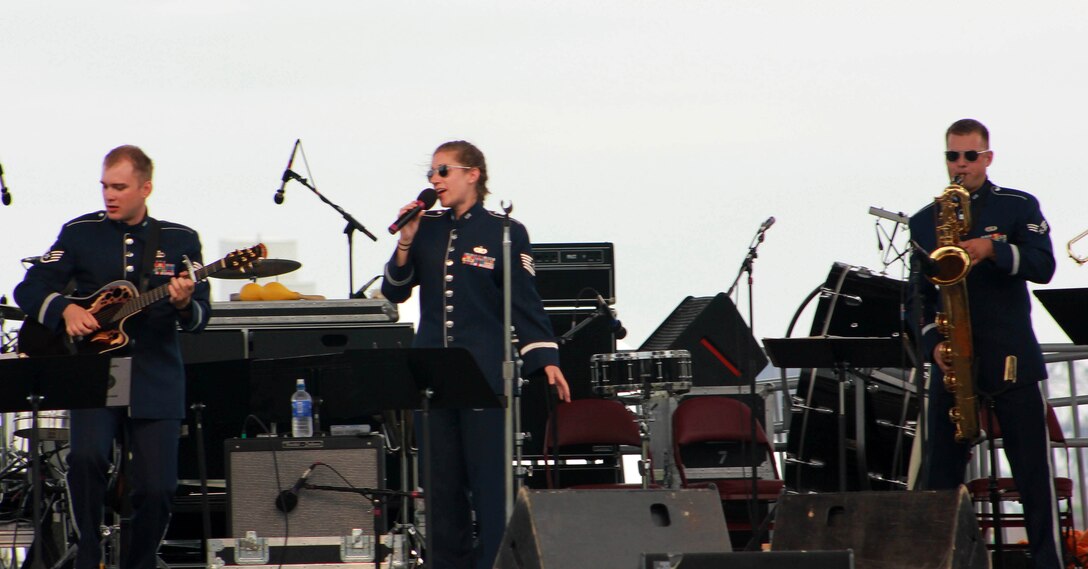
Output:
top-left (542, 398), bottom-right (649, 489)
top-left (965, 404), bottom-right (1075, 550)
top-left (672, 396), bottom-right (784, 504)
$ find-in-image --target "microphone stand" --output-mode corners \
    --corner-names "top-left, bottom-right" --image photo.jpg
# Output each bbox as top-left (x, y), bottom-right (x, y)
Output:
top-left (727, 222), bottom-right (771, 551)
top-left (908, 244), bottom-right (932, 489)
top-left (283, 169), bottom-right (378, 298)
top-left (500, 201), bottom-right (524, 519)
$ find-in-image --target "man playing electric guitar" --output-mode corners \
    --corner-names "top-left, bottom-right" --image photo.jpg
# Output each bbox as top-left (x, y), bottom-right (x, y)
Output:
top-left (14, 145), bottom-right (211, 569)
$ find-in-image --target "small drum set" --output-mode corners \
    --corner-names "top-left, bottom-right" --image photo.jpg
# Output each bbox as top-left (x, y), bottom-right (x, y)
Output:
top-left (589, 349), bottom-right (692, 488)
top-left (590, 350), bottom-right (693, 399)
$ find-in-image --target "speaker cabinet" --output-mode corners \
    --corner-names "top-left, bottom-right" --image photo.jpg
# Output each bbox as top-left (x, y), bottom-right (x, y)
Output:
top-left (773, 489), bottom-right (986, 569)
top-left (641, 551), bottom-right (855, 568)
top-left (225, 436), bottom-right (384, 538)
top-left (640, 293), bottom-right (767, 386)
top-left (495, 488), bottom-right (730, 569)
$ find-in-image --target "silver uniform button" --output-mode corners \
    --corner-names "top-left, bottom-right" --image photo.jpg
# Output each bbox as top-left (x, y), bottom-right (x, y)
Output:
top-left (445, 274), bottom-right (453, 282)
top-left (446, 321), bottom-right (454, 328)
top-left (447, 336), bottom-right (454, 342)
top-left (125, 238), bottom-right (134, 245)
top-left (446, 305), bottom-right (454, 312)
top-left (126, 251), bottom-right (134, 258)
top-left (445, 259), bottom-right (454, 266)
top-left (445, 290), bottom-right (453, 297)
top-left (126, 265), bottom-right (135, 273)
top-left (448, 247), bottom-right (455, 253)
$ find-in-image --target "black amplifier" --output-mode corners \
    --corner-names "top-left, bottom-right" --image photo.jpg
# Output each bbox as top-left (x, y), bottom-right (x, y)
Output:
top-left (531, 242), bottom-right (615, 307)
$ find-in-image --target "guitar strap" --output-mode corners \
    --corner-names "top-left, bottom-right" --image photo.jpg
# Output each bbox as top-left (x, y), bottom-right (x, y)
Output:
top-left (138, 218), bottom-right (162, 293)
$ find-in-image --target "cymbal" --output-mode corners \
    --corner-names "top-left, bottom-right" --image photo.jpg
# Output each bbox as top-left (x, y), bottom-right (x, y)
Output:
top-left (0, 305), bottom-right (25, 321)
top-left (212, 258), bottom-right (301, 280)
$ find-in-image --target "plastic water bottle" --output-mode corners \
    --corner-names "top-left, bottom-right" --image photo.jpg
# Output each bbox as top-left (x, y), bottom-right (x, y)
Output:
top-left (291, 379), bottom-right (313, 438)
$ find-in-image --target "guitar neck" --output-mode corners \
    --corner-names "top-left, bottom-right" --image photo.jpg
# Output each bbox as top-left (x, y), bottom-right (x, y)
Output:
top-left (114, 260), bottom-right (224, 320)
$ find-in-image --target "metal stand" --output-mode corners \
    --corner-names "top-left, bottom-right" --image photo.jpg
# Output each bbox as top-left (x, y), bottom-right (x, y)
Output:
top-left (726, 220), bottom-right (771, 548)
top-left (281, 169), bottom-right (377, 297)
top-left (499, 201), bottom-right (522, 519)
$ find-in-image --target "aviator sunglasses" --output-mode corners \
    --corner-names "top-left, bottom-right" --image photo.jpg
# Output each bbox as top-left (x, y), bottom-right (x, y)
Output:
top-left (945, 150), bottom-right (992, 162)
top-left (426, 164), bottom-right (474, 178)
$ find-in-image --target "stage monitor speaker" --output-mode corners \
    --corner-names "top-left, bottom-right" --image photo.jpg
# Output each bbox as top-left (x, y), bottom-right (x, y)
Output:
top-left (495, 488), bottom-right (730, 569)
top-left (225, 436), bottom-right (384, 538)
top-left (641, 551), bottom-right (854, 568)
top-left (772, 489), bottom-right (987, 569)
top-left (640, 293), bottom-right (767, 386)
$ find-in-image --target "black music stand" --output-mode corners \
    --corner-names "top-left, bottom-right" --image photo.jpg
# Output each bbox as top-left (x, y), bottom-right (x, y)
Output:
top-left (763, 336), bottom-right (905, 492)
top-left (0, 354), bottom-right (113, 568)
top-left (244, 349), bottom-right (500, 565)
top-left (1034, 288), bottom-right (1088, 345)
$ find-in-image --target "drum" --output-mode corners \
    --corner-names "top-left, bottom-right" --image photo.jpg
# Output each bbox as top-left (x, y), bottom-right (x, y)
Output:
top-left (590, 350), bottom-right (693, 398)
top-left (12, 410), bottom-right (70, 442)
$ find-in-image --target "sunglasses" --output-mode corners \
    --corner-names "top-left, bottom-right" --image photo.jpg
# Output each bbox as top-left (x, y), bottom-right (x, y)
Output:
top-left (426, 164), bottom-right (473, 178)
top-left (945, 149), bottom-right (992, 162)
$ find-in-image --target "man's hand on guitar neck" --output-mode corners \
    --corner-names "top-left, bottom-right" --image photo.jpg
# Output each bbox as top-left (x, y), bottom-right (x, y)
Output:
top-left (168, 273), bottom-right (196, 311)
top-left (168, 271), bottom-right (196, 311)
top-left (63, 304), bottom-right (100, 337)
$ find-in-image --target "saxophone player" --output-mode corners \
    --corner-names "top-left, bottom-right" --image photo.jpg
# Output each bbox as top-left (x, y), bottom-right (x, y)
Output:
top-left (909, 119), bottom-right (1061, 568)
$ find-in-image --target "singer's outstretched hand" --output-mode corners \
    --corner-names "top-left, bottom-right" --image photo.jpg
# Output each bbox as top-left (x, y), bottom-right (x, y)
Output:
top-left (545, 365), bottom-right (572, 402)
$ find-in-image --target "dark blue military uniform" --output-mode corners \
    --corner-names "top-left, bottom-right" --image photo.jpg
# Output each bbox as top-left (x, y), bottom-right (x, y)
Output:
top-left (909, 180), bottom-right (1061, 568)
top-left (15, 211), bottom-right (211, 569)
top-left (382, 201), bottom-right (558, 569)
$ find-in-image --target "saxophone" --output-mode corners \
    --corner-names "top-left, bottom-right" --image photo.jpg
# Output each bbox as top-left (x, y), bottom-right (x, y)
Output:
top-left (927, 175), bottom-right (978, 442)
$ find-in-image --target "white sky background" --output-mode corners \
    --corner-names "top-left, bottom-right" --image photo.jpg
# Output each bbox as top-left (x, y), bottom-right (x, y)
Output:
top-left (2, 1), bottom-right (1087, 354)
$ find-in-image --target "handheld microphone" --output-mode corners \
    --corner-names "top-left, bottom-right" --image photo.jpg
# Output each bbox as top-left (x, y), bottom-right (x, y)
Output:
top-left (388, 188), bottom-right (438, 234)
top-left (274, 139), bottom-right (301, 205)
top-left (274, 462), bottom-right (319, 513)
top-left (0, 161), bottom-right (11, 206)
top-left (596, 294), bottom-right (627, 340)
top-left (759, 216), bottom-right (775, 232)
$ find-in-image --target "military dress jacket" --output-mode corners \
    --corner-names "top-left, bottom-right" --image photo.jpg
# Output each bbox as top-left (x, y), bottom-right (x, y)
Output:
top-left (15, 211), bottom-right (211, 419)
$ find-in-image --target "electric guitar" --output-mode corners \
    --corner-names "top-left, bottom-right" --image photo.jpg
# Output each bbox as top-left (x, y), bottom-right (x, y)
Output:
top-left (18, 244), bottom-right (266, 356)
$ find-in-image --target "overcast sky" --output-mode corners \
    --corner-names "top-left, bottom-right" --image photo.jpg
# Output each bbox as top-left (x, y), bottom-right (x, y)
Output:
top-left (3, 1), bottom-right (1087, 357)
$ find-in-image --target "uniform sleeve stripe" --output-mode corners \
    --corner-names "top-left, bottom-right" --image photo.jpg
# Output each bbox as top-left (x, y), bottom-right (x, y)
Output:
top-left (384, 262), bottom-right (414, 286)
top-left (521, 341), bottom-right (558, 355)
top-left (39, 292), bottom-right (63, 324)
top-left (183, 302), bottom-right (204, 331)
top-left (1009, 244), bottom-right (1020, 275)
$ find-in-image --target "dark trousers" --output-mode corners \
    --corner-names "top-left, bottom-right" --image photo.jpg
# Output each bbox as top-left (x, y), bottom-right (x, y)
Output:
top-left (419, 407), bottom-right (505, 569)
top-left (66, 408), bottom-right (180, 569)
top-left (923, 380), bottom-right (1062, 569)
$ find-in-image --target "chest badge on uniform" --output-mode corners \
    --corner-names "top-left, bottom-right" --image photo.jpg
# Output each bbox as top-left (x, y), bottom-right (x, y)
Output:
top-left (153, 260), bottom-right (176, 276)
top-left (155, 249), bottom-right (167, 259)
top-left (985, 226), bottom-right (998, 232)
top-left (473, 246), bottom-right (488, 255)
top-left (462, 252), bottom-right (496, 270)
